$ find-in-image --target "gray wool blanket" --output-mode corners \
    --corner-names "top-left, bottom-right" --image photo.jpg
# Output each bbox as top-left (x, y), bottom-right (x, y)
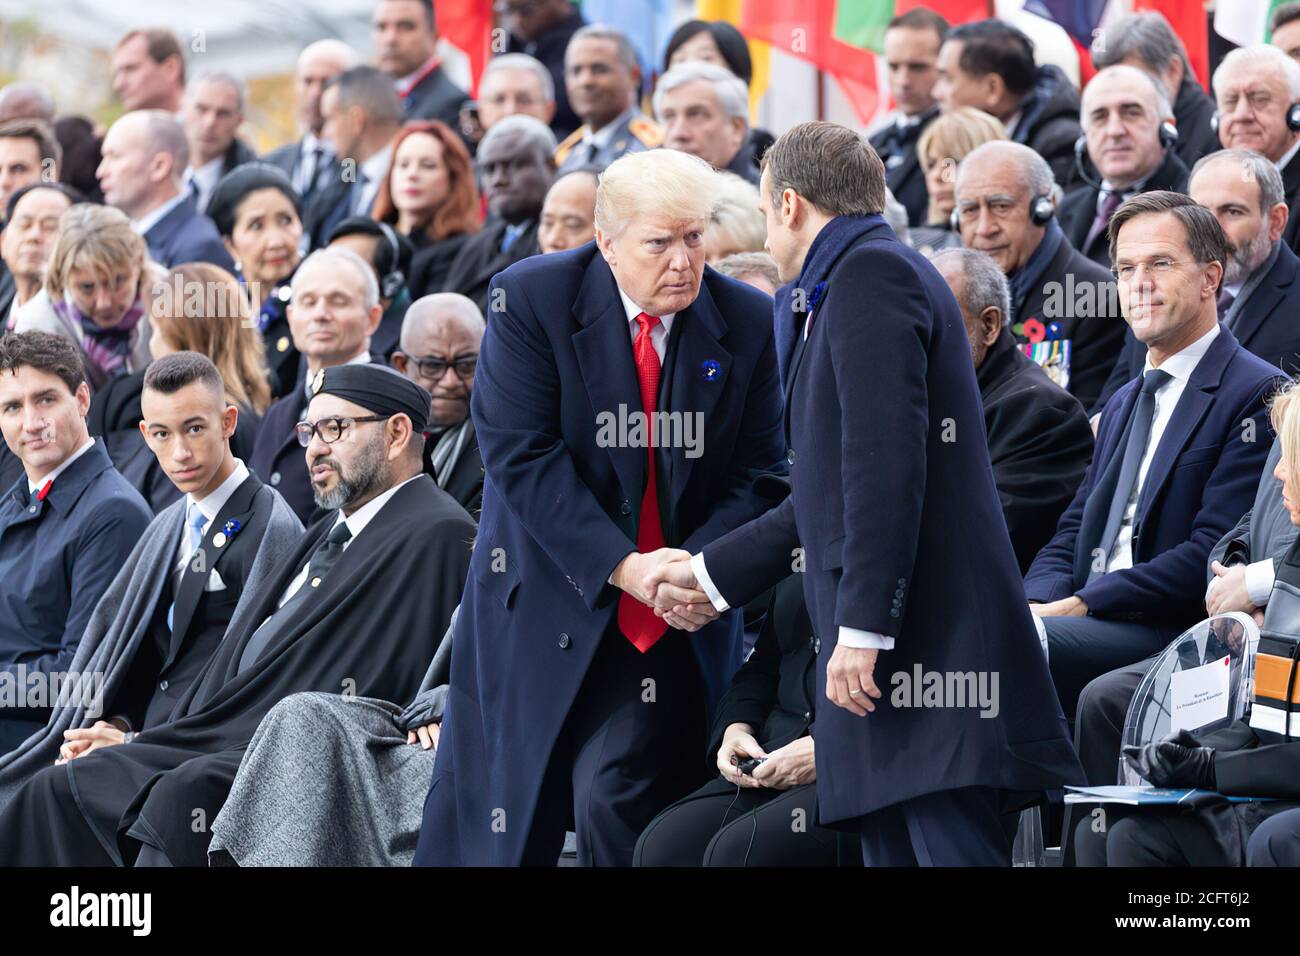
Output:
top-left (0, 485), bottom-right (303, 810)
top-left (208, 608), bottom-right (456, 867)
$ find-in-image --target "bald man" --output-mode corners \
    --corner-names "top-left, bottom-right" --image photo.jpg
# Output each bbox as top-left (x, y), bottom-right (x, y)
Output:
top-left (392, 293), bottom-right (485, 515)
top-left (263, 40), bottom-right (357, 202)
top-left (1058, 65), bottom-right (1188, 267)
top-left (538, 168), bottom-right (597, 254)
top-left (97, 110), bottom-right (233, 271)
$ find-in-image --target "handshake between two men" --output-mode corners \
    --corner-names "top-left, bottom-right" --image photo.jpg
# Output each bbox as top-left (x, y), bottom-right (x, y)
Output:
top-left (610, 548), bottom-right (717, 632)
top-left (609, 548), bottom-right (886, 718)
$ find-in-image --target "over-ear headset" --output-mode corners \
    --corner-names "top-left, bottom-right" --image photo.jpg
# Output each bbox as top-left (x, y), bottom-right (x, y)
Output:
top-left (1072, 120), bottom-right (1180, 192)
top-left (1210, 103), bottom-right (1300, 133)
top-left (374, 220), bottom-right (407, 301)
top-left (950, 193), bottom-right (1054, 232)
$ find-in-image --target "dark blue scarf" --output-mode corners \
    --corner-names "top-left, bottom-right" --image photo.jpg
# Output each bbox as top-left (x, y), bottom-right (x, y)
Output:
top-left (774, 214), bottom-right (885, 385)
top-left (1008, 217), bottom-right (1064, 323)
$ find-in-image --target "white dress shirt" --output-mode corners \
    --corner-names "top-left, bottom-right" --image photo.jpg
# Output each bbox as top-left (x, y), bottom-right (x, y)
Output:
top-left (582, 106), bottom-right (637, 152)
top-left (617, 286), bottom-right (675, 363)
top-left (1106, 323), bottom-right (1220, 573)
top-left (173, 459), bottom-right (250, 572)
top-left (28, 436), bottom-right (96, 496)
top-left (274, 473), bottom-right (422, 608)
top-left (184, 157), bottom-right (224, 214)
top-left (132, 191), bottom-right (187, 237)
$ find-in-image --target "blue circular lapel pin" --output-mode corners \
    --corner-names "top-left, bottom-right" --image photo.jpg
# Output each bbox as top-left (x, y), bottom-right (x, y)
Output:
top-left (701, 359), bottom-right (722, 382)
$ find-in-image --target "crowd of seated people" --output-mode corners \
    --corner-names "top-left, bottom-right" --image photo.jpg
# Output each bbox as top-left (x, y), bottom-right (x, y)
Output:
top-left (6, 0), bottom-right (1300, 869)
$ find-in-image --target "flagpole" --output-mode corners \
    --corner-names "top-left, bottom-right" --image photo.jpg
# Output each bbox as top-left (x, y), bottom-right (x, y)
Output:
top-left (816, 67), bottom-right (825, 122)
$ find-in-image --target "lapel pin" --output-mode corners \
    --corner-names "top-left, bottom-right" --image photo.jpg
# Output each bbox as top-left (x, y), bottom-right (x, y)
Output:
top-left (213, 519), bottom-right (242, 549)
top-left (311, 577), bottom-right (322, 588)
top-left (213, 532), bottom-right (227, 548)
top-left (276, 336), bottom-right (290, 353)
top-left (701, 359), bottom-right (722, 382)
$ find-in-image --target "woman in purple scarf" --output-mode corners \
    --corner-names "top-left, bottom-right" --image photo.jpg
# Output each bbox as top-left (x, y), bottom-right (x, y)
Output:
top-left (12, 204), bottom-right (159, 393)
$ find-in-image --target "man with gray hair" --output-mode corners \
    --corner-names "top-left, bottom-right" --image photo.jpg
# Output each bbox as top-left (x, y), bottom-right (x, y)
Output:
top-left (954, 140), bottom-right (1123, 411)
top-left (654, 61), bottom-right (758, 185)
top-left (0, 83), bottom-right (55, 125)
top-left (478, 53), bottom-right (557, 133)
top-left (391, 292), bottom-right (485, 515)
top-left (181, 71), bottom-right (257, 214)
top-left (303, 66), bottom-right (403, 249)
top-left (930, 247), bottom-right (1092, 572)
top-left (713, 251), bottom-right (780, 296)
top-left (1213, 44), bottom-right (1300, 254)
top-left (414, 146), bottom-right (786, 866)
top-left (97, 110), bottom-right (234, 271)
top-left (555, 24), bottom-right (662, 173)
top-left (441, 115), bottom-right (555, 312)
top-left (262, 40), bottom-right (357, 203)
top-left (1058, 64), bottom-right (1188, 267)
top-left (1095, 148), bottom-right (1300, 410)
top-left (249, 247), bottom-right (385, 523)
top-left (1090, 10), bottom-right (1219, 169)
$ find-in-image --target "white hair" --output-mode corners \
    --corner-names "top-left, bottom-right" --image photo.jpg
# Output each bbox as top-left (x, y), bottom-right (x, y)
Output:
top-left (1213, 43), bottom-right (1300, 101)
top-left (292, 247), bottom-right (379, 309)
top-left (653, 62), bottom-right (749, 123)
top-left (595, 148), bottom-right (722, 238)
top-left (482, 53), bottom-right (555, 103)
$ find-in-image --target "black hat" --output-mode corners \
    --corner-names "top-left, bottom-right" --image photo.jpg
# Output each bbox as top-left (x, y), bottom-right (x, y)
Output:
top-left (207, 162), bottom-right (302, 237)
top-left (310, 363), bottom-right (430, 433)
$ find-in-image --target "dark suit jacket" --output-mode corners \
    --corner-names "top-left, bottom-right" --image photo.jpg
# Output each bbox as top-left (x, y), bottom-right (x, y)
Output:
top-left (0, 441), bottom-right (152, 685)
top-left (440, 218), bottom-right (541, 314)
top-left (421, 244), bottom-right (787, 864)
top-left (977, 329), bottom-right (1093, 573)
top-left (143, 195), bottom-right (236, 272)
top-left (0, 264), bottom-right (14, 322)
top-left (1211, 437), bottom-right (1296, 582)
top-left (1024, 324), bottom-right (1284, 629)
top-left (110, 473), bottom-right (275, 731)
top-left (1015, 64), bottom-right (1083, 188)
top-left (409, 232), bottom-right (471, 298)
top-left (402, 63), bottom-right (470, 130)
top-left (869, 106), bottom-right (938, 227)
top-left (1172, 76), bottom-right (1220, 171)
top-left (423, 418), bottom-right (484, 518)
top-left (1058, 149), bottom-right (1189, 267)
top-left (1014, 237), bottom-right (1126, 412)
top-left (700, 215), bottom-right (1082, 824)
top-left (1093, 241), bottom-right (1300, 413)
top-left (261, 138), bottom-right (339, 204)
top-left (1283, 150), bottom-right (1300, 257)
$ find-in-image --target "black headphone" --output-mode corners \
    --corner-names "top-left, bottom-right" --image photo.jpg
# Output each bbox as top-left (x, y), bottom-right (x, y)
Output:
top-left (1210, 102), bottom-right (1300, 133)
top-left (1072, 121), bottom-right (1179, 192)
top-left (950, 193), bottom-right (1053, 232)
top-left (374, 221), bottom-right (407, 301)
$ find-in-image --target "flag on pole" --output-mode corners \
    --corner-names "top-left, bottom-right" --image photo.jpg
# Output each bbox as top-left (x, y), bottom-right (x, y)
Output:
top-left (434, 0), bottom-right (494, 96)
top-left (1213, 0), bottom-right (1290, 46)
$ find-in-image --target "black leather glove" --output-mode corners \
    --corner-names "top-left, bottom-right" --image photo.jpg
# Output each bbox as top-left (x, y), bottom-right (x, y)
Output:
top-left (1123, 730), bottom-right (1217, 789)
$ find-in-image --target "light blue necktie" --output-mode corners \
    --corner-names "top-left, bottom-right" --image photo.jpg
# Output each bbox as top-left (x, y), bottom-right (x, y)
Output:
top-left (167, 505), bottom-right (208, 633)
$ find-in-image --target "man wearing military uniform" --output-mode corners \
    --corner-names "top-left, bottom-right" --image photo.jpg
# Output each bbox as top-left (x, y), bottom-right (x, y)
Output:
top-left (554, 25), bottom-right (661, 173)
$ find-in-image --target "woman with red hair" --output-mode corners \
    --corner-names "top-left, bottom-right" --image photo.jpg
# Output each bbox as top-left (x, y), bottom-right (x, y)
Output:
top-left (371, 119), bottom-right (482, 297)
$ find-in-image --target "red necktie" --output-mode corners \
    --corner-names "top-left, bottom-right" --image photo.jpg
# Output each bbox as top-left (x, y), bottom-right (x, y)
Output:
top-left (618, 312), bottom-right (668, 653)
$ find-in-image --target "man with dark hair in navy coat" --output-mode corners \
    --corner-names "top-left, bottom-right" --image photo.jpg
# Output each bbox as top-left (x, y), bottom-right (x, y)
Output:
top-left (1025, 191), bottom-right (1285, 720)
top-left (648, 122), bottom-right (1082, 866)
top-left (414, 149), bottom-right (786, 867)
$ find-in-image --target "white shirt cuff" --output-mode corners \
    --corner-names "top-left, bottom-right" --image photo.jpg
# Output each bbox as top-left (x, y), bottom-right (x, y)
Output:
top-left (1246, 559), bottom-right (1276, 607)
top-left (836, 626), bottom-right (894, 650)
top-left (691, 552), bottom-right (730, 613)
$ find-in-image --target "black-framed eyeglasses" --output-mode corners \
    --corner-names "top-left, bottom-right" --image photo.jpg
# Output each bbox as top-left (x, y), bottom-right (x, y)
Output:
top-left (406, 354), bottom-right (478, 381)
top-left (295, 414), bottom-right (391, 448)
